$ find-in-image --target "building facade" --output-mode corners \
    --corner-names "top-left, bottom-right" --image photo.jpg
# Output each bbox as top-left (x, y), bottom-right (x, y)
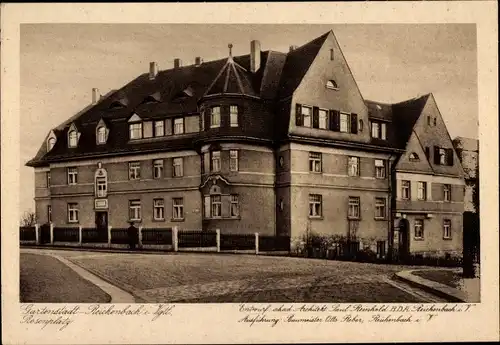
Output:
top-left (27, 30), bottom-right (465, 257)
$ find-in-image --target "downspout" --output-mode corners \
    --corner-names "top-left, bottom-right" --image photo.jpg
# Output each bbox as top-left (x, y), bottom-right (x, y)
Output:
top-left (387, 154), bottom-right (395, 263)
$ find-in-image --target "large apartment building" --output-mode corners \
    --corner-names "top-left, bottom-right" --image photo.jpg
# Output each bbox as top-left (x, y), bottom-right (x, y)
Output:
top-left (27, 30), bottom-right (465, 257)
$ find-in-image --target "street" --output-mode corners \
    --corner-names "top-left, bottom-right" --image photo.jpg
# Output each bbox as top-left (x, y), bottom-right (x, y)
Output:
top-left (20, 248), bottom-right (445, 303)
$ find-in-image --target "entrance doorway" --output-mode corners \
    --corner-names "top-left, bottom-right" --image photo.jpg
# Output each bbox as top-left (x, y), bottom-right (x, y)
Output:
top-left (398, 218), bottom-right (410, 258)
top-left (95, 211), bottom-right (108, 230)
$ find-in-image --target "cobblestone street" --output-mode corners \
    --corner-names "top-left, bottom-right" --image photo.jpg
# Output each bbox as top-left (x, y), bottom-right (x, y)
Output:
top-left (21, 249), bottom-right (442, 303)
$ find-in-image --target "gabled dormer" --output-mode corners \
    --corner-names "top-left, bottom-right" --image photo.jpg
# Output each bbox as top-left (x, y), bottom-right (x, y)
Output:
top-left (109, 97), bottom-right (129, 110)
top-left (67, 123), bottom-right (81, 148)
top-left (46, 129), bottom-right (57, 152)
top-left (96, 118), bottom-right (110, 145)
top-left (143, 91), bottom-right (161, 104)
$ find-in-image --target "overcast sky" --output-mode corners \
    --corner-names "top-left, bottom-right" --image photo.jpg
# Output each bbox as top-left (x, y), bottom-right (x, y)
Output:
top-left (20, 24), bottom-right (477, 214)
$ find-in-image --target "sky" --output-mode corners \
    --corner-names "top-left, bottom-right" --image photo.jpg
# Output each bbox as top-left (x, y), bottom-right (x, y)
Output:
top-left (20, 24), bottom-right (478, 214)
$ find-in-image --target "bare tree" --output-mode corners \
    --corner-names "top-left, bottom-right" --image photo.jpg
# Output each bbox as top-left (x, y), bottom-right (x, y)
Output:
top-left (20, 211), bottom-right (37, 227)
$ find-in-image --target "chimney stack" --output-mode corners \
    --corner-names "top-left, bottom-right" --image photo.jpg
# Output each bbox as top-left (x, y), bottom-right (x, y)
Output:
top-left (149, 61), bottom-right (159, 80)
top-left (92, 88), bottom-right (100, 105)
top-left (195, 57), bottom-right (202, 66)
top-left (250, 40), bottom-right (261, 73)
top-left (289, 45), bottom-right (298, 52)
top-left (174, 58), bottom-right (182, 68)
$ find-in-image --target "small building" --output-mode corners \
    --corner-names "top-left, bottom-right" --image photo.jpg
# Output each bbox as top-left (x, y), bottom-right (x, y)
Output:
top-left (26, 30), bottom-right (465, 258)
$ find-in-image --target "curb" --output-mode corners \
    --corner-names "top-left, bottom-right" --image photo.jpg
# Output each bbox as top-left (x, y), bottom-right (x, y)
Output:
top-left (394, 269), bottom-right (468, 302)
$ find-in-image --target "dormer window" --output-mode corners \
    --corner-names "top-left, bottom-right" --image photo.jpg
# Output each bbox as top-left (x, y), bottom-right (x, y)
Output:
top-left (230, 105), bottom-right (239, 127)
top-left (97, 126), bottom-right (106, 144)
top-left (370, 121), bottom-right (387, 140)
top-left (326, 80), bottom-right (338, 90)
top-left (68, 130), bottom-right (78, 148)
top-left (409, 152), bottom-right (420, 162)
top-left (129, 123), bottom-right (142, 140)
top-left (47, 137), bottom-right (56, 151)
top-left (210, 106), bottom-right (221, 128)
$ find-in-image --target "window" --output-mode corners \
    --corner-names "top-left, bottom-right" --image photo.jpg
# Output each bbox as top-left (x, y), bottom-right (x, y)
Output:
top-left (309, 152), bottom-right (322, 173)
top-left (340, 112), bottom-right (350, 133)
top-left (443, 219), bottom-right (452, 239)
top-left (414, 219), bottom-right (424, 239)
top-left (309, 194), bottom-right (322, 218)
top-left (153, 159), bottom-right (163, 179)
top-left (330, 48), bottom-right (334, 61)
top-left (427, 116), bottom-right (431, 126)
top-left (348, 156), bottom-right (360, 177)
top-left (129, 200), bottom-right (141, 221)
top-left (434, 117), bottom-right (437, 126)
top-left (173, 118), bottom-right (184, 134)
top-left (376, 241), bottom-right (386, 259)
top-left (96, 176), bottom-right (107, 197)
top-left (47, 205), bottom-right (52, 223)
top-left (200, 111), bottom-right (205, 131)
top-left (230, 150), bottom-right (239, 171)
top-left (153, 199), bottom-right (165, 220)
top-left (46, 172), bottom-right (51, 187)
top-left (425, 147), bottom-right (430, 160)
top-left (230, 195), bottom-right (239, 217)
top-left (68, 130), bottom-right (78, 147)
top-left (129, 162), bottom-right (141, 180)
top-left (67, 203), bottom-right (79, 223)
top-left (173, 157), bottom-right (184, 177)
top-left (417, 181), bottom-right (427, 200)
top-left (154, 120), bottom-right (164, 137)
top-left (444, 184), bottom-right (451, 202)
top-left (348, 197), bottom-right (360, 219)
top-left (211, 151), bottom-right (221, 172)
top-left (326, 80), bottom-right (338, 89)
top-left (143, 121), bottom-right (153, 138)
top-left (359, 119), bottom-right (364, 132)
top-left (230, 105), bottom-right (239, 127)
top-left (210, 106), bottom-right (221, 128)
top-left (319, 109), bottom-right (328, 129)
top-left (97, 127), bottom-right (106, 144)
top-left (173, 198), bottom-right (184, 220)
top-left (401, 180), bottom-right (411, 200)
top-left (409, 152), bottom-right (420, 162)
top-left (47, 137), bottom-right (56, 151)
top-left (370, 121), bottom-right (387, 140)
top-left (375, 198), bottom-right (386, 219)
top-left (302, 106), bottom-right (312, 127)
top-left (67, 167), bottom-right (78, 185)
top-left (434, 146), bottom-right (454, 166)
top-left (374, 159), bottom-right (386, 179)
top-left (211, 195), bottom-right (222, 218)
top-left (439, 148), bottom-right (446, 165)
top-left (129, 123), bottom-right (142, 140)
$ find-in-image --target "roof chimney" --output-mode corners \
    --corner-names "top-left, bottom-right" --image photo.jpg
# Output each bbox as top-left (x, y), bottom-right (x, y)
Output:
top-left (289, 45), bottom-right (298, 52)
top-left (149, 61), bottom-right (159, 80)
top-left (250, 40), bottom-right (261, 73)
top-left (174, 58), bottom-right (182, 69)
top-left (92, 88), bottom-right (100, 105)
top-left (195, 57), bottom-right (202, 66)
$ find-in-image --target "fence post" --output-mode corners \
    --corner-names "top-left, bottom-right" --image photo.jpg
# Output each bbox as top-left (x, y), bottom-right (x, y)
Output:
top-left (107, 226), bottom-right (112, 248)
top-left (78, 226), bottom-right (83, 246)
top-left (49, 223), bottom-right (54, 245)
top-left (172, 226), bottom-right (178, 252)
top-left (216, 229), bottom-right (220, 253)
top-left (255, 232), bottom-right (259, 255)
top-left (138, 226), bottom-right (143, 249)
top-left (35, 224), bottom-right (40, 245)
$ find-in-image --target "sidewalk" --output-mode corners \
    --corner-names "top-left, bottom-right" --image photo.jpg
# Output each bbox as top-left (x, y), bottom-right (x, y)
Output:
top-left (395, 268), bottom-right (480, 303)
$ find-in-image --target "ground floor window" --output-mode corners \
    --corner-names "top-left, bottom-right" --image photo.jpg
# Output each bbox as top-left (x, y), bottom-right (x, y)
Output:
top-left (414, 219), bottom-right (424, 239)
top-left (348, 197), bottom-right (360, 219)
top-left (153, 198), bottom-right (165, 221)
top-left (309, 194), bottom-right (322, 217)
top-left (374, 198), bottom-right (386, 219)
top-left (443, 219), bottom-right (452, 239)
top-left (129, 200), bottom-right (141, 221)
top-left (67, 203), bottom-right (79, 223)
top-left (376, 241), bottom-right (386, 259)
top-left (211, 195), bottom-right (222, 218)
top-left (230, 195), bottom-right (239, 217)
top-left (173, 198), bottom-right (184, 220)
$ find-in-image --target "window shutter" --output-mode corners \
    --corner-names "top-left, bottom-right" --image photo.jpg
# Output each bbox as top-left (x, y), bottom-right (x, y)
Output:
top-left (425, 147), bottom-right (430, 160)
top-left (295, 104), bottom-right (303, 126)
top-left (350, 113), bottom-right (358, 134)
top-left (447, 148), bottom-right (454, 166)
top-left (222, 195), bottom-right (231, 218)
top-left (433, 146), bottom-right (440, 164)
top-left (312, 106), bottom-right (319, 128)
top-left (332, 110), bottom-right (340, 131)
top-left (328, 110), bottom-right (335, 130)
top-left (165, 158), bottom-right (173, 178)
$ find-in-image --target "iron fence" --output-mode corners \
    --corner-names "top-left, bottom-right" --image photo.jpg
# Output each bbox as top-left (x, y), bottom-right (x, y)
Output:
top-left (142, 228), bottom-right (173, 245)
top-left (20, 226), bottom-right (36, 242)
top-left (81, 228), bottom-right (108, 243)
top-left (178, 230), bottom-right (216, 248)
top-left (110, 228), bottom-right (129, 244)
top-left (220, 233), bottom-right (255, 250)
top-left (258, 235), bottom-right (291, 252)
top-left (53, 227), bottom-right (79, 242)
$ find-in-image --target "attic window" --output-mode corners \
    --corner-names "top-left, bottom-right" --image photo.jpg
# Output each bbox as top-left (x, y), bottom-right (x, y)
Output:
top-left (409, 152), bottom-right (420, 162)
top-left (68, 130), bottom-right (78, 148)
top-left (183, 86), bottom-right (194, 97)
top-left (109, 99), bottom-right (127, 109)
top-left (97, 126), bottom-right (106, 144)
top-left (47, 137), bottom-right (56, 151)
top-left (143, 92), bottom-right (161, 103)
top-left (326, 80), bottom-right (338, 90)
